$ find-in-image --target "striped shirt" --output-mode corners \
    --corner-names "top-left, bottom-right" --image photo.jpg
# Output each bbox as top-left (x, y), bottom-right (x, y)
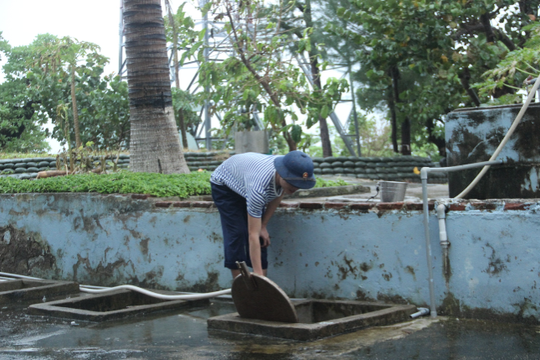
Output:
top-left (210, 153), bottom-right (283, 218)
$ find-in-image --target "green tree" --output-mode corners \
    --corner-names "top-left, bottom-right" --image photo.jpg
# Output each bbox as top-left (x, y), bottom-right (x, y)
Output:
top-left (333, 0), bottom-right (539, 157)
top-left (26, 35), bottom-right (108, 148)
top-left (199, 0), bottom-right (348, 152)
top-left (0, 33), bottom-right (49, 152)
top-left (474, 21), bottom-right (540, 103)
top-left (0, 34), bottom-right (130, 151)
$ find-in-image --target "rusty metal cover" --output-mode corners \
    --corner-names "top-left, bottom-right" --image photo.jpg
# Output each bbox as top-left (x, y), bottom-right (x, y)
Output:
top-left (231, 273), bottom-right (298, 323)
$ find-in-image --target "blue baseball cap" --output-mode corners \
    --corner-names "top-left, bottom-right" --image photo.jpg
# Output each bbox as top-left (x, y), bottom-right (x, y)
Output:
top-left (274, 151), bottom-right (316, 189)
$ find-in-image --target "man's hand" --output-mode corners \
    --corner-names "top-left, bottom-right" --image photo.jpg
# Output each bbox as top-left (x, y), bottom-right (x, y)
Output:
top-left (260, 227), bottom-right (271, 248)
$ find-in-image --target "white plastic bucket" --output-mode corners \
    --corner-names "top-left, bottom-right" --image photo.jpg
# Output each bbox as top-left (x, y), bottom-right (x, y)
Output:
top-left (379, 181), bottom-right (408, 202)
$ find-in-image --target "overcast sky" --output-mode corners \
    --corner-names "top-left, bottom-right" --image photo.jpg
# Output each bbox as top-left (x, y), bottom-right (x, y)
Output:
top-left (0, 0), bottom-right (357, 153)
top-left (0, 0), bottom-right (126, 79)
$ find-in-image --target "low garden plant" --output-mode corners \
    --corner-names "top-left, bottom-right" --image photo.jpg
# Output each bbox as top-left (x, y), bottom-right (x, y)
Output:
top-left (0, 171), bottom-right (349, 198)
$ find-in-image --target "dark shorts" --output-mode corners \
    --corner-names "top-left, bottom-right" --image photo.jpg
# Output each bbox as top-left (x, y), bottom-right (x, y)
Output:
top-left (211, 183), bottom-right (268, 270)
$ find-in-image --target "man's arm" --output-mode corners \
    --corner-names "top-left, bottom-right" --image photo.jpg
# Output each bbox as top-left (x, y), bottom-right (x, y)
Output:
top-left (247, 214), bottom-right (264, 276)
top-left (259, 193), bottom-right (285, 247)
top-left (247, 193), bottom-right (285, 276)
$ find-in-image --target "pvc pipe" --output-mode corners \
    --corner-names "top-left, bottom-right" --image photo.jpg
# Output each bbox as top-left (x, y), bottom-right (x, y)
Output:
top-left (419, 159), bottom-right (503, 318)
top-left (455, 73), bottom-right (540, 199)
top-left (420, 173), bottom-right (437, 318)
top-left (79, 284), bottom-right (231, 300)
top-left (0, 271), bottom-right (231, 301)
top-left (436, 204), bottom-right (448, 248)
top-left (437, 203), bottom-right (450, 276)
top-left (410, 307), bottom-right (430, 319)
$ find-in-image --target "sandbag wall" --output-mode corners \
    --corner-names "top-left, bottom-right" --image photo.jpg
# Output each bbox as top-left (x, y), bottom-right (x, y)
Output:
top-left (312, 156), bottom-right (446, 183)
top-left (0, 153), bottom-right (226, 179)
top-left (0, 155), bottom-right (131, 179)
top-left (0, 153), bottom-right (446, 183)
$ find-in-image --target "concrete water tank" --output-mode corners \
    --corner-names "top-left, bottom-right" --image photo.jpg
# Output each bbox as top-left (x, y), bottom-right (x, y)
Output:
top-left (446, 103), bottom-right (540, 199)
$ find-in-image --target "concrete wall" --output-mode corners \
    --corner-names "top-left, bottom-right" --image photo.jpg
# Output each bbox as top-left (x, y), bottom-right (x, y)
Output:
top-left (0, 193), bottom-right (538, 323)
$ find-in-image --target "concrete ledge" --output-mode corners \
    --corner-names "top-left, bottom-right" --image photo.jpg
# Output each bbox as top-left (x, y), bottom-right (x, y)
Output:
top-left (286, 184), bottom-right (370, 199)
top-left (0, 279), bottom-right (79, 305)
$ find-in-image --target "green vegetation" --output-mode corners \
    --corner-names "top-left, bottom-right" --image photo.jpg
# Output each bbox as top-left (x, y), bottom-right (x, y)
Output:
top-left (0, 171), bottom-right (348, 198)
top-left (0, 171), bottom-right (212, 198)
top-left (315, 178), bottom-right (348, 188)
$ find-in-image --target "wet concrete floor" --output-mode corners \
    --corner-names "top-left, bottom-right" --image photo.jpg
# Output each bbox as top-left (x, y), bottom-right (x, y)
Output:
top-left (1, 299), bottom-right (540, 359)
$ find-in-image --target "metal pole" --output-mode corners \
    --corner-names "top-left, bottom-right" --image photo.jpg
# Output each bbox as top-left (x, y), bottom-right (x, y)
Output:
top-left (202, 0), bottom-right (211, 150)
top-left (118, 0), bottom-right (124, 75)
top-left (420, 173), bottom-right (437, 318)
top-left (348, 65), bottom-right (361, 157)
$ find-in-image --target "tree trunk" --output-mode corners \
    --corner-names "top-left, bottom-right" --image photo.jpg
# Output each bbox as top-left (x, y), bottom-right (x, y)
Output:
top-left (388, 95), bottom-right (399, 153)
top-left (426, 118), bottom-right (446, 157)
top-left (311, 56), bottom-right (332, 157)
top-left (388, 67), bottom-right (399, 153)
top-left (123, 0), bottom-right (189, 174)
top-left (459, 67), bottom-right (481, 107)
top-left (390, 66), bottom-right (411, 155)
top-left (401, 116), bottom-right (411, 155)
top-left (70, 63), bottom-right (82, 148)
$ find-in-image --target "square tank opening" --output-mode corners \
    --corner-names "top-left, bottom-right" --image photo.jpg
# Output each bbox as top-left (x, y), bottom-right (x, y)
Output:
top-left (28, 289), bottom-right (209, 321)
top-left (208, 299), bottom-right (416, 341)
top-left (54, 290), bottom-right (165, 312)
top-left (295, 300), bottom-right (392, 324)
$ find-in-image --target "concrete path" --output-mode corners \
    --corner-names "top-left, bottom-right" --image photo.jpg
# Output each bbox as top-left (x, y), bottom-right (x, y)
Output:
top-left (1, 299), bottom-right (539, 359)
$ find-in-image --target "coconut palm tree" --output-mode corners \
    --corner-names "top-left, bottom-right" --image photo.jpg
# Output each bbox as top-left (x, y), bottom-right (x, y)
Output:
top-left (123, 0), bottom-right (189, 174)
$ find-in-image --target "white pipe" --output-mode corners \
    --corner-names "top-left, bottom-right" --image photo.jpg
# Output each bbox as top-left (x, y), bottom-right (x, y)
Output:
top-left (79, 284), bottom-right (231, 300)
top-left (420, 159), bottom-right (503, 318)
top-left (436, 204), bottom-right (448, 249)
top-left (455, 73), bottom-right (540, 199)
top-left (437, 203), bottom-right (450, 276)
top-left (0, 271), bottom-right (231, 301)
top-left (420, 170), bottom-right (437, 318)
top-left (410, 307), bottom-right (430, 319)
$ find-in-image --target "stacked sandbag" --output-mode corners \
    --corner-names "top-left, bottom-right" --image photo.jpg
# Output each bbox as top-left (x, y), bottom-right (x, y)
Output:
top-left (0, 157), bottom-right (57, 179)
top-left (183, 151), bottom-right (232, 172)
top-left (311, 155), bottom-right (446, 183)
top-left (0, 152), bottom-right (446, 183)
top-left (0, 152), bottom-right (231, 179)
top-left (0, 155), bottom-right (131, 179)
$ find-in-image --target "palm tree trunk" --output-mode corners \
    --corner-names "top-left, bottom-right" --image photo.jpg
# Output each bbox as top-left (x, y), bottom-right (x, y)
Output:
top-left (123, 0), bottom-right (189, 174)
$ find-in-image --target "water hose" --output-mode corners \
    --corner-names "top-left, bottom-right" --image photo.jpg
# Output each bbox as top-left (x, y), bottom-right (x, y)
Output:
top-left (79, 284), bottom-right (231, 300)
top-left (0, 271), bottom-right (231, 301)
top-left (455, 73), bottom-right (540, 199)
